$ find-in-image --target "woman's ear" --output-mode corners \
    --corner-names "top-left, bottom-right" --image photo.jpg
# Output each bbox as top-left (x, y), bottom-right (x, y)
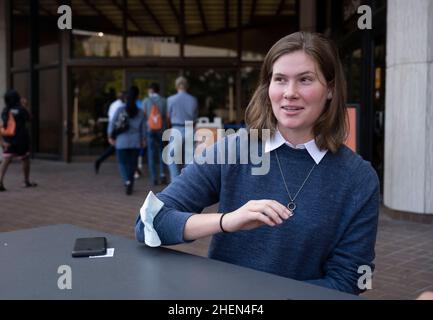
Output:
top-left (327, 82), bottom-right (334, 100)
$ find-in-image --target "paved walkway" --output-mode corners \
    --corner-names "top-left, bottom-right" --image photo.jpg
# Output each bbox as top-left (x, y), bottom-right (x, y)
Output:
top-left (0, 159), bottom-right (432, 299)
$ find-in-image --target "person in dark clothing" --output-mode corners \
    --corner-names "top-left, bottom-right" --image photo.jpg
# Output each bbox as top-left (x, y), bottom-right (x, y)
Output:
top-left (0, 90), bottom-right (37, 191)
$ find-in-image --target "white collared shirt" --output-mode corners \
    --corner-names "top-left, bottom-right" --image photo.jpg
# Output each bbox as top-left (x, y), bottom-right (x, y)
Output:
top-left (264, 129), bottom-right (328, 164)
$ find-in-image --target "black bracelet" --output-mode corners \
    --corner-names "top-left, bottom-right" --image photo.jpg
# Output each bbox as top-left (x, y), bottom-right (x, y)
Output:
top-left (219, 213), bottom-right (228, 233)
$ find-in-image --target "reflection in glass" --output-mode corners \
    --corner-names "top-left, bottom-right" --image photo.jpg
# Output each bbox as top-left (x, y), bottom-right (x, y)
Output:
top-left (12, 2), bottom-right (30, 68)
top-left (241, 67), bottom-right (260, 117)
top-left (72, 30), bottom-right (123, 58)
top-left (127, 36), bottom-right (180, 57)
top-left (184, 69), bottom-right (236, 124)
top-left (12, 73), bottom-right (30, 108)
top-left (39, 69), bottom-right (61, 155)
top-left (71, 69), bottom-right (123, 156)
top-left (184, 33), bottom-right (237, 57)
top-left (38, 6), bottom-right (59, 65)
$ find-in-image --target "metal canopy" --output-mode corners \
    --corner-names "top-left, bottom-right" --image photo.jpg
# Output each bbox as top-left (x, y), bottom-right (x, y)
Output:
top-left (13, 0), bottom-right (297, 37)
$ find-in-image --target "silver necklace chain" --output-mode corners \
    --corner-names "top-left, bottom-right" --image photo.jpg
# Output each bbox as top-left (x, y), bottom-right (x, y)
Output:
top-left (275, 149), bottom-right (316, 214)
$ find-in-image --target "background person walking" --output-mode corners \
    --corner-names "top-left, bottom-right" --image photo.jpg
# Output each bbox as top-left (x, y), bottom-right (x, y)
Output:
top-left (166, 76), bottom-right (198, 182)
top-left (94, 91), bottom-right (127, 174)
top-left (0, 90), bottom-right (37, 191)
top-left (142, 82), bottom-right (168, 186)
top-left (108, 86), bottom-right (146, 195)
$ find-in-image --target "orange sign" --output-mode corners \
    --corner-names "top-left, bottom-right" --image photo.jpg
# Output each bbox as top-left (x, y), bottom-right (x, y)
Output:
top-left (345, 105), bottom-right (359, 153)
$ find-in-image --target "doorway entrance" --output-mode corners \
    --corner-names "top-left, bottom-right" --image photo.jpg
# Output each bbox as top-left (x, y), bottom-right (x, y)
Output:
top-left (125, 70), bottom-right (179, 103)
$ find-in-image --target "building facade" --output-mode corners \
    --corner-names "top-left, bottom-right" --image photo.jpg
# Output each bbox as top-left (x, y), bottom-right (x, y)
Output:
top-left (0, 0), bottom-right (432, 218)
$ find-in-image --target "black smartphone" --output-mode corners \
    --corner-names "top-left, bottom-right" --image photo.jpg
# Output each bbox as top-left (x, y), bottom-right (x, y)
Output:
top-left (72, 237), bottom-right (107, 257)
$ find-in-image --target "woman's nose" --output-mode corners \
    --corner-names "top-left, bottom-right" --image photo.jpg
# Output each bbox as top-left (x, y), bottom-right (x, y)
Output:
top-left (283, 83), bottom-right (299, 99)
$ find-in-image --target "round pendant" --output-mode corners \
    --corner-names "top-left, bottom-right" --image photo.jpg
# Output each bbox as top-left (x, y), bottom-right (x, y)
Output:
top-left (287, 202), bottom-right (296, 212)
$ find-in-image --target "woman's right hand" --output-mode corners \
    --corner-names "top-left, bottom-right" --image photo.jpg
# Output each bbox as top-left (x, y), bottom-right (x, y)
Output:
top-left (221, 200), bottom-right (292, 233)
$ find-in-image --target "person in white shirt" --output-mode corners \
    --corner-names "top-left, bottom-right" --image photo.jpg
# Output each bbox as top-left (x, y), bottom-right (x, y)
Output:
top-left (94, 91), bottom-right (126, 174)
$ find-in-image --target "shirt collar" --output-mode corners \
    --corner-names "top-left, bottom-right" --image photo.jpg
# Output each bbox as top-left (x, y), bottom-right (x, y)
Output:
top-left (264, 129), bottom-right (328, 164)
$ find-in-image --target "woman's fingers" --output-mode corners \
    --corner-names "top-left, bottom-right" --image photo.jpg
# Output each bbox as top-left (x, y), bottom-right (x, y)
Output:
top-left (252, 211), bottom-right (276, 227)
top-left (250, 200), bottom-right (290, 223)
top-left (265, 200), bottom-right (291, 219)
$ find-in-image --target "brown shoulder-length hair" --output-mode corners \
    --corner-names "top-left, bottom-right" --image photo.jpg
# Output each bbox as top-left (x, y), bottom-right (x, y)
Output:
top-left (244, 31), bottom-right (347, 153)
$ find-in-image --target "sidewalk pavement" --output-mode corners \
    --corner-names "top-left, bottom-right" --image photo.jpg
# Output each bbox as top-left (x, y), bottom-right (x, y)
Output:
top-left (0, 159), bottom-right (432, 299)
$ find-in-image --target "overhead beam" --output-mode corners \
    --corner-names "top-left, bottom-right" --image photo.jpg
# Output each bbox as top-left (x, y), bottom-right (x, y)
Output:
top-left (186, 16), bottom-right (298, 39)
top-left (167, 0), bottom-right (182, 27)
top-left (138, 0), bottom-right (166, 35)
top-left (111, 0), bottom-right (145, 33)
top-left (195, 0), bottom-right (208, 32)
top-left (83, 0), bottom-right (120, 31)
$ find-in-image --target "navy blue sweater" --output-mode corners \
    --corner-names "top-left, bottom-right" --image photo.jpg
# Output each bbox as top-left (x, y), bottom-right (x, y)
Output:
top-left (135, 134), bottom-right (379, 295)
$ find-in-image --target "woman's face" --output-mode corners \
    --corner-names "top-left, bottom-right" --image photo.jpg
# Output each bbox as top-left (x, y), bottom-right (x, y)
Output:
top-left (268, 50), bottom-right (331, 143)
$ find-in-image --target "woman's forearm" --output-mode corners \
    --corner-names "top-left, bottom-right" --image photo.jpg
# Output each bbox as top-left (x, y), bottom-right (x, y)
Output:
top-left (183, 213), bottom-right (223, 241)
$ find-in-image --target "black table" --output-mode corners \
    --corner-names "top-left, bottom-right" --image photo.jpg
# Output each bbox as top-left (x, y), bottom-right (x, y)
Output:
top-left (0, 224), bottom-right (360, 300)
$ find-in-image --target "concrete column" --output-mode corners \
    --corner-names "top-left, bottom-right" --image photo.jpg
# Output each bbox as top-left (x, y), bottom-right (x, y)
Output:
top-left (299, 0), bottom-right (316, 32)
top-left (0, 0), bottom-right (7, 111)
top-left (384, 0), bottom-right (433, 214)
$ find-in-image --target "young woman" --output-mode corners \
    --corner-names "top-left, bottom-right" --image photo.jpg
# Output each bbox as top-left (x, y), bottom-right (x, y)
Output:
top-left (0, 90), bottom-right (37, 191)
top-left (108, 86), bottom-right (146, 195)
top-left (135, 32), bottom-right (379, 295)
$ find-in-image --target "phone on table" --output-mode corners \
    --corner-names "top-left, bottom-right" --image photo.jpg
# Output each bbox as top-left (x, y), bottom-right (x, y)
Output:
top-left (72, 237), bottom-right (107, 257)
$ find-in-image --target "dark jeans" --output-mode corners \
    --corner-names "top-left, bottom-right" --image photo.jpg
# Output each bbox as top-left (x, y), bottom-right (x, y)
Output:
top-left (116, 148), bottom-right (139, 184)
top-left (146, 131), bottom-right (166, 183)
top-left (96, 145), bottom-right (116, 165)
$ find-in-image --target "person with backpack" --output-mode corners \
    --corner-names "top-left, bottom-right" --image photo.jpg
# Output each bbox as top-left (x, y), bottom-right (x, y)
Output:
top-left (0, 90), bottom-right (37, 192)
top-left (141, 82), bottom-right (168, 186)
top-left (108, 86), bottom-right (146, 195)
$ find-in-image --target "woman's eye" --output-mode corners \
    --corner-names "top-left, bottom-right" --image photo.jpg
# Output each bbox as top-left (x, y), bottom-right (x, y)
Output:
top-left (300, 77), bottom-right (313, 84)
top-left (274, 77), bottom-right (285, 83)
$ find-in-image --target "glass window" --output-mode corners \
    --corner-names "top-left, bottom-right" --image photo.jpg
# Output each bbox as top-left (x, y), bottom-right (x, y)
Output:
top-left (127, 36), bottom-right (180, 57)
top-left (126, 0), bottom-right (180, 57)
top-left (38, 5), bottom-right (59, 65)
top-left (183, 69), bottom-right (237, 124)
top-left (184, 0), bottom-right (237, 58)
top-left (71, 0), bottom-right (124, 57)
top-left (72, 30), bottom-right (123, 58)
top-left (71, 69), bottom-right (124, 156)
top-left (344, 48), bottom-right (362, 103)
top-left (127, 70), bottom-right (180, 102)
top-left (241, 0), bottom-right (297, 61)
top-left (184, 33), bottom-right (237, 57)
top-left (12, 1), bottom-right (30, 68)
top-left (12, 72), bottom-right (30, 105)
top-left (39, 68), bottom-right (61, 155)
top-left (241, 66), bottom-right (260, 117)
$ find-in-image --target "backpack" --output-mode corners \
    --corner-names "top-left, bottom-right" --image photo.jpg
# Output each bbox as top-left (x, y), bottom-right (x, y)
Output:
top-left (110, 108), bottom-right (129, 139)
top-left (147, 103), bottom-right (162, 131)
top-left (0, 111), bottom-right (16, 137)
